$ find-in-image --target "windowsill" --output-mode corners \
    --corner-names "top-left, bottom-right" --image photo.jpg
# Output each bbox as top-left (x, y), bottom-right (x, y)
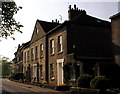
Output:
top-left (51, 77), bottom-right (55, 81)
top-left (40, 77), bottom-right (43, 80)
top-left (57, 51), bottom-right (63, 55)
top-left (50, 53), bottom-right (54, 56)
top-left (40, 56), bottom-right (44, 59)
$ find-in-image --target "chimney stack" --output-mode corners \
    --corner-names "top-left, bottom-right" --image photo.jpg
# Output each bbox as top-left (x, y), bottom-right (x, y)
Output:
top-left (68, 4), bottom-right (86, 20)
top-left (52, 19), bottom-right (59, 23)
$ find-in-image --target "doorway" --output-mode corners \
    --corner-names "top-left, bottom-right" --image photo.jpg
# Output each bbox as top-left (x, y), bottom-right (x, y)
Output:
top-left (57, 59), bottom-right (64, 85)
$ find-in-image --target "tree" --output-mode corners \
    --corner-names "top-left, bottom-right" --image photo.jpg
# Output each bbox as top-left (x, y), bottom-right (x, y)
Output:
top-left (0, 1), bottom-right (23, 40)
top-left (0, 56), bottom-right (12, 78)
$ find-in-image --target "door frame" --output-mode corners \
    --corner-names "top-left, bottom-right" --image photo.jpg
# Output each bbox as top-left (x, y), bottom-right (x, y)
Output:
top-left (57, 59), bottom-right (64, 85)
top-left (32, 63), bottom-right (37, 81)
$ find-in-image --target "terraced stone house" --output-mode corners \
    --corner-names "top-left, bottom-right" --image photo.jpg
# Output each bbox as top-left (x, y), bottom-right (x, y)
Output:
top-left (13, 5), bottom-right (118, 86)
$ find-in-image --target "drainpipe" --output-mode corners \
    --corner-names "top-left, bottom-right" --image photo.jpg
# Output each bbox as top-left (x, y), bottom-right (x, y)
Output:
top-left (95, 63), bottom-right (100, 76)
top-left (97, 63), bottom-right (100, 76)
top-left (72, 62), bottom-right (76, 80)
top-left (80, 62), bottom-right (84, 75)
top-left (72, 45), bottom-right (76, 80)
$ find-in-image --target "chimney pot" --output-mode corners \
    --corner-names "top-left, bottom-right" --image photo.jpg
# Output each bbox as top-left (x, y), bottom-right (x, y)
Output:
top-left (74, 4), bottom-right (76, 10)
top-left (55, 19), bottom-right (57, 23)
top-left (52, 20), bottom-right (54, 23)
top-left (69, 5), bottom-right (71, 10)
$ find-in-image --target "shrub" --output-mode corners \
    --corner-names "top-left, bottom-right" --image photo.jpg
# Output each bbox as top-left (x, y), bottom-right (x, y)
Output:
top-left (9, 73), bottom-right (15, 80)
top-left (69, 79), bottom-right (77, 87)
top-left (90, 76), bottom-right (110, 89)
top-left (10, 73), bottom-right (25, 80)
top-left (77, 74), bottom-right (92, 88)
top-left (15, 73), bottom-right (25, 80)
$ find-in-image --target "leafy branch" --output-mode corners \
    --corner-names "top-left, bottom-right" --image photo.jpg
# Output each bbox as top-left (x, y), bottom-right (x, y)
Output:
top-left (0, 1), bottom-right (23, 40)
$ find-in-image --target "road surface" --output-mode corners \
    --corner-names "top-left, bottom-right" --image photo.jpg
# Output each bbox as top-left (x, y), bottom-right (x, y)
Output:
top-left (2, 79), bottom-right (69, 94)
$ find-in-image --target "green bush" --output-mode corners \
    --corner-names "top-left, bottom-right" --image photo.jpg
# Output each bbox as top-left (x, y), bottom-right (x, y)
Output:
top-left (90, 76), bottom-right (110, 89)
top-left (77, 74), bottom-right (92, 88)
top-left (10, 73), bottom-right (25, 80)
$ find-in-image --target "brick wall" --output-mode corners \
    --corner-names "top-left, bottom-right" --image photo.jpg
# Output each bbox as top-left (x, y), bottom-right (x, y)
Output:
top-left (111, 18), bottom-right (120, 65)
top-left (48, 27), bottom-right (67, 85)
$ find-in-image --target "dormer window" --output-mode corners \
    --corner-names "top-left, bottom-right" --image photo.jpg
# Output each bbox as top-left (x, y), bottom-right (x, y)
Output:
top-left (36, 28), bottom-right (39, 34)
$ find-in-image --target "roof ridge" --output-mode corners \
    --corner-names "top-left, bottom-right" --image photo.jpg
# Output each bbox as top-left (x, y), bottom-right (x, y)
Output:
top-left (37, 19), bottom-right (60, 24)
top-left (110, 12), bottom-right (120, 19)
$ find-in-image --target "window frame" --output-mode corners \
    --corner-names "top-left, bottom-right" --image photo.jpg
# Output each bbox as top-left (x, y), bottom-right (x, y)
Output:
top-left (24, 52), bottom-right (26, 63)
top-left (50, 39), bottom-right (54, 55)
top-left (50, 63), bottom-right (54, 80)
top-left (24, 66), bottom-right (26, 74)
top-left (35, 46), bottom-right (38, 59)
top-left (58, 35), bottom-right (63, 53)
top-left (36, 28), bottom-right (39, 34)
top-left (40, 43), bottom-right (44, 58)
top-left (39, 64), bottom-right (43, 79)
top-left (27, 50), bottom-right (29, 62)
top-left (31, 48), bottom-right (34, 61)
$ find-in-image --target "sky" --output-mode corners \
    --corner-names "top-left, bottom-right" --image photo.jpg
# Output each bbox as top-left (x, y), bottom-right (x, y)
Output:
top-left (0, 0), bottom-right (119, 61)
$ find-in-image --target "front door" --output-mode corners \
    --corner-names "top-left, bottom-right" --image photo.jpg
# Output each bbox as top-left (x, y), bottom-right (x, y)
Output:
top-left (57, 59), bottom-right (64, 85)
top-left (33, 63), bottom-right (37, 81)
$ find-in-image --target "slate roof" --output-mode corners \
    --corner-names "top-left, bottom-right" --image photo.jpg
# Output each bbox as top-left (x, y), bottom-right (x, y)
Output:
top-left (69, 13), bottom-right (111, 28)
top-left (37, 19), bottom-right (60, 33)
top-left (30, 20), bottom-right (60, 43)
top-left (47, 12), bottom-right (111, 35)
top-left (17, 41), bottom-right (31, 52)
top-left (110, 12), bottom-right (120, 19)
top-left (22, 41), bottom-right (31, 49)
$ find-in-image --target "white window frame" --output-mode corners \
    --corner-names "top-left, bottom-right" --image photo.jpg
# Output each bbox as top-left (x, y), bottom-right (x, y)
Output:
top-left (50, 39), bottom-right (54, 55)
top-left (36, 28), bottom-right (39, 34)
top-left (40, 43), bottom-right (44, 58)
top-left (58, 35), bottom-right (62, 52)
